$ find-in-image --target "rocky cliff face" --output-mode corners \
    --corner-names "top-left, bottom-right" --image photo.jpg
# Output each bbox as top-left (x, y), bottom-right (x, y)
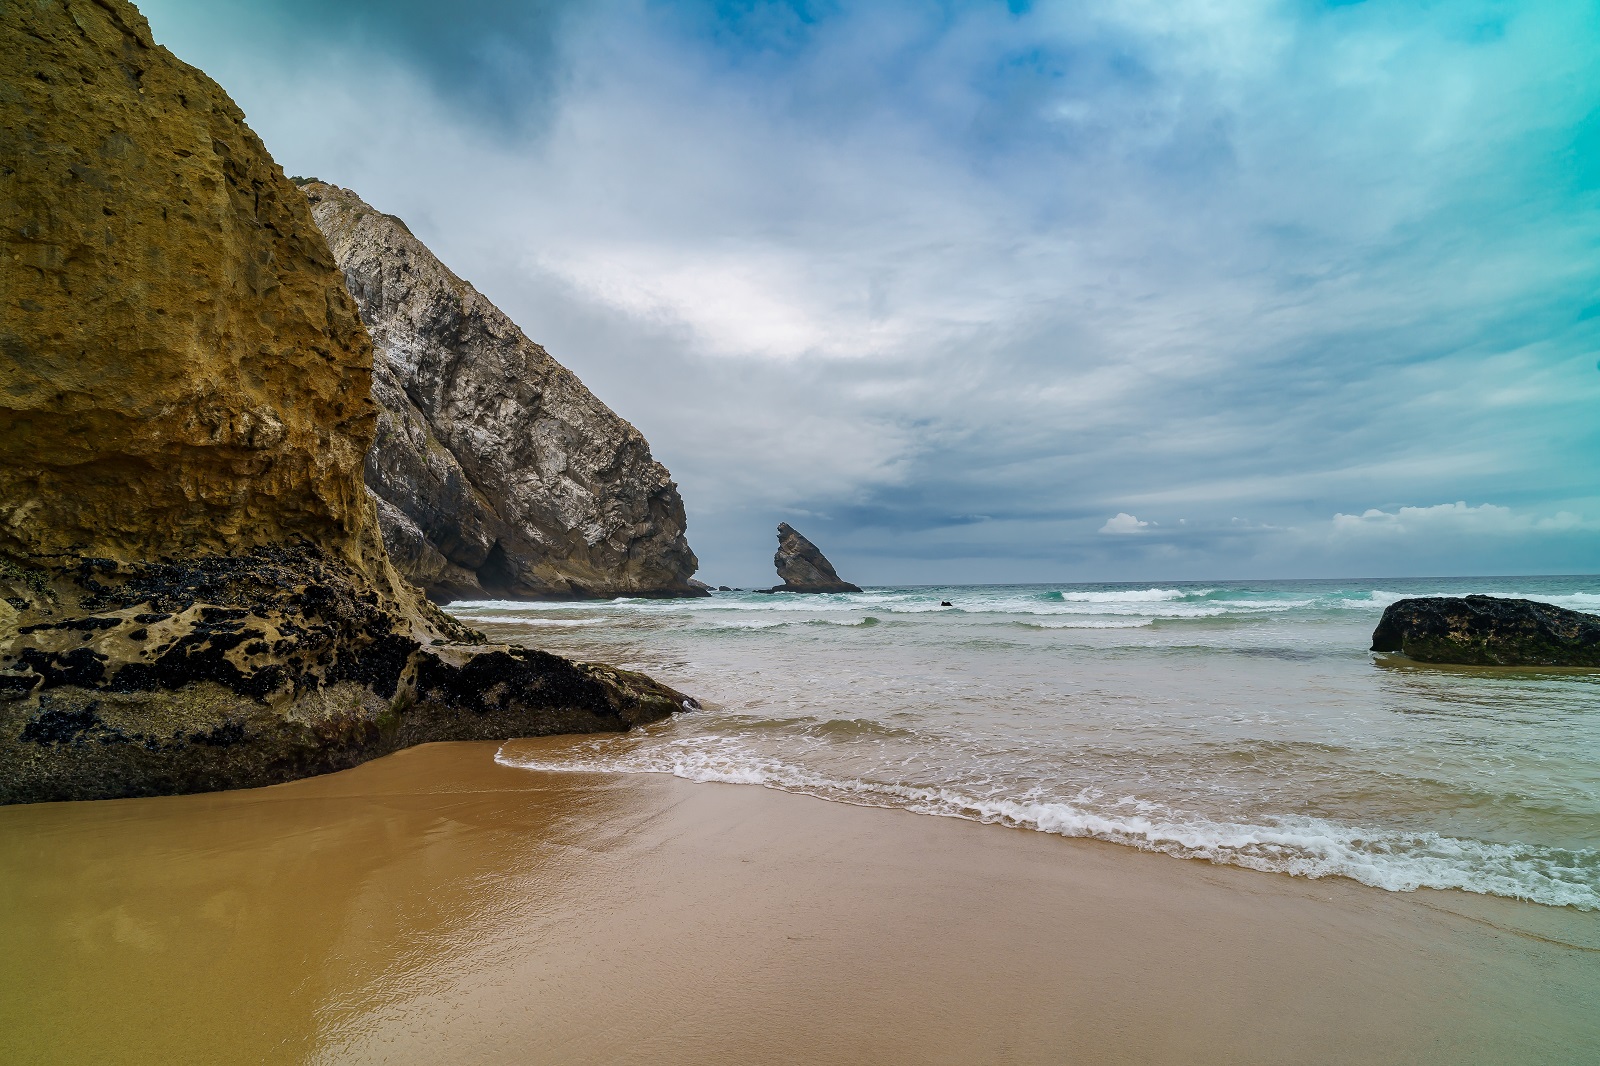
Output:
top-left (301, 182), bottom-right (703, 603)
top-left (0, 0), bottom-right (377, 570)
top-left (768, 523), bottom-right (861, 594)
top-left (0, 0), bottom-right (689, 805)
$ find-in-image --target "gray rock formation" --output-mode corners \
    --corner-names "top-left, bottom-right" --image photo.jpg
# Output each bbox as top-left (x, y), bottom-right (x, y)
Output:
top-left (1371, 596), bottom-right (1600, 666)
top-left (768, 523), bottom-right (862, 593)
top-left (301, 182), bottom-right (704, 603)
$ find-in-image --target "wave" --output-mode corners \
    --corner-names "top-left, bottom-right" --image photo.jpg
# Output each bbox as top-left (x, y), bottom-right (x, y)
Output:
top-left (1014, 619), bottom-right (1155, 629)
top-left (1045, 588), bottom-right (1207, 603)
top-left (448, 583), bottom-right (1599, 629)
top-left (496, 740), bottom-right (1600, 911)
top-left (1331, 589), bottom-right (1600, 612)
top-left (466, 616), bottom-right (611, 627)
top-left (1503, 591), bottom-right (1600, 611)
top-left (694, 616), bottom-right (883, 631)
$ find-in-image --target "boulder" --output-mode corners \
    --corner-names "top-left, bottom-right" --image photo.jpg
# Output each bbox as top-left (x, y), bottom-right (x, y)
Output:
top-left (767, 523), bottom-right (862, 594)
top-left (1370, 596), bottom-right (1600, 666)
top-left (301, 182), bottom-right (706, 602)
top-left (0, 0), bottom-right (690, 805)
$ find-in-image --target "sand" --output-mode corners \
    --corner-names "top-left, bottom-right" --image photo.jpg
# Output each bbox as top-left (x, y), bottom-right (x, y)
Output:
top-left (1, 739), bottom-right (1595, 1065)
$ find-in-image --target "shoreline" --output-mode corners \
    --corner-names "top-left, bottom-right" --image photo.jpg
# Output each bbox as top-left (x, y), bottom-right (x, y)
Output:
top-left (2, 740), bottom-right (1596, 1064)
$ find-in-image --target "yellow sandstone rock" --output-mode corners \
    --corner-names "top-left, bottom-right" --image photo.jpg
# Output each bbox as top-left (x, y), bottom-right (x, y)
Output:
top-left (0, 0), bottom-right (691, 805)
top-left (0, 0), bottom-right (379, 570)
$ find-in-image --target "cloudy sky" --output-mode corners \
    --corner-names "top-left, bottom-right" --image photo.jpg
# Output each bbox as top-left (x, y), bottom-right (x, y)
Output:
top-left (140, 0), bottom-right (1599, 585)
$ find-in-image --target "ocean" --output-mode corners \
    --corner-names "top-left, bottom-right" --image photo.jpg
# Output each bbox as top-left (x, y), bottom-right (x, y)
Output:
top-left (459, 576), bottom-right (1600, 911)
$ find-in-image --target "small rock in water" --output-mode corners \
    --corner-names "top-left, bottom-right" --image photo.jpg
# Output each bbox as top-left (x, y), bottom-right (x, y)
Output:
top-left (940, 601), bottom-right (953, 607)
top-left (1371, 595), bottom-right (1600, 666)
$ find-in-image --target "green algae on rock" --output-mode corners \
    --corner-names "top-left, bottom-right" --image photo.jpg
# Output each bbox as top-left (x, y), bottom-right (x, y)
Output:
top-left (0, 0), bottom-right (691, 805)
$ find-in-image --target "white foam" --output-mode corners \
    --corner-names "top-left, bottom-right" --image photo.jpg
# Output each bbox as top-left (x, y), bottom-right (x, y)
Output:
top-left (448, 585), bottom-right (1599, 628)
top-left (496, 740), bottom-right (1600, 911)
top-left (1499, 591), bottom-right (1600, 610)
top-left (1054, 588), bottom-right (1195, 602)
top-left (696, 616), bottom-right (879, 630)
top-left (1018, 619), bottom-right (1155, 629)
top-left (464, 617), bottom-right (609, 627)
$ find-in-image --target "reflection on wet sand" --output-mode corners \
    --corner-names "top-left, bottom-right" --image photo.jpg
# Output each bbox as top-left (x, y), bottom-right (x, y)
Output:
top-left (3, 740), bottom-right (1597, 1065)
top-left (0, 743), bottom-right (634, 1064)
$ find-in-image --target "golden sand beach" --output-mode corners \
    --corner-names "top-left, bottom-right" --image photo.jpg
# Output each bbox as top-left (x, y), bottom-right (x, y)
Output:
top-left (2, 739), bottom-right (1595, 1065)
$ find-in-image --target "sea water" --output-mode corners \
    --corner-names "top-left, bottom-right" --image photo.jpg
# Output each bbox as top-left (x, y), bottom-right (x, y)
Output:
top-left (464, 577), bottom-right (1600, 910)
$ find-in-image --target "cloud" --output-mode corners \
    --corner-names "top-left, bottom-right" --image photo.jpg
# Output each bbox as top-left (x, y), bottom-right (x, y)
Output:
top-left (1330, 502), bottom-right (1592, 538)
top-left (135, 0), bottom-right (1600, 583)
top-left (1099, 513), bottom-right (1150, 535)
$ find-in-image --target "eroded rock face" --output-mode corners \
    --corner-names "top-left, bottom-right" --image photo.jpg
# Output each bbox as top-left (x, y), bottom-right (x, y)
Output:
top-left (301, 181), bottom-right (704, 603)
top-left (1371, 596), bottom-right (1600, 666)
top-left (0, 0), bottom-right (377, 570)
top-left (768, 523), bottom-right (861, 594)
top-left (0, 0), bottom-right (690, 805)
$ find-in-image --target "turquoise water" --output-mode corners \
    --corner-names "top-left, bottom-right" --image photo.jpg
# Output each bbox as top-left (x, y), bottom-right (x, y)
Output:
top-left (458, 577), bottom-right (1600, 909)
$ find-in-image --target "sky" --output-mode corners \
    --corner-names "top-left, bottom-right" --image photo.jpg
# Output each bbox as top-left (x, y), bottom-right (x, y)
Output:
top-left (137, 0), bottom-right (1600, 586)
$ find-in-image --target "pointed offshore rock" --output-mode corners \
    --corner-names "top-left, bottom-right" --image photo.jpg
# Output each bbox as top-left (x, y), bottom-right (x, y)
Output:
top-left (300, 182), bottom-right (705, 603)
top-left (0, 0), bottom-right (691, 805)
top-left (768, 523), bottom-right (862, 594)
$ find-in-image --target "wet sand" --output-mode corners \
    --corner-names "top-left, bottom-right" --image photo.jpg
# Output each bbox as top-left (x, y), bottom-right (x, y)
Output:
top-left (1, 740), bottom-right (1595, 1065)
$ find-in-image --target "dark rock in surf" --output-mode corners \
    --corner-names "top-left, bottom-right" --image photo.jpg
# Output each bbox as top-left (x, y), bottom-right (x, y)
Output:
top-left (767, 523), bottom-right (862, 594)
top-left (1370, 596), bottom-right (1600, 666)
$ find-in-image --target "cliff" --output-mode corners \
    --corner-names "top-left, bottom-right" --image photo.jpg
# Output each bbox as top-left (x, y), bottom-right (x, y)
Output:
top-left (0, 0), bottom-right (689, 805)
top-left (301, 182), bottom-right (704, 603)
top-left (0, 0), bottom-right (377, 569)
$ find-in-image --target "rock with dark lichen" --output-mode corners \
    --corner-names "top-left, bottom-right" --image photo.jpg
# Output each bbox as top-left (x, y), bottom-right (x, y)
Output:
top-left (0, 545), bottom-right (693, 805)
top-left (0, 0), bottom-right (692, 806)
top-left (1371, 595), bottom-right (1600, 667)
top-left (766, 523), bottom-right (862, 594)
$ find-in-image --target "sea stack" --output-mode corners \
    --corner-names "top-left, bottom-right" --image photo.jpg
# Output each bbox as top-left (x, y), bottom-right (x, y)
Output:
top-left (301, 182), bottom-right (705, 603)
top-left (0, 0), bottom-right (688, 805)
top-left (1371, 596), bottom-right (1600, 667)
top-left (768, 523), bottom-right (862, 594)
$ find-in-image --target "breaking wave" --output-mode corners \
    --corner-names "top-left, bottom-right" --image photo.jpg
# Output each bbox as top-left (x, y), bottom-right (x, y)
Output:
top-left (497, 738), bottom-right (1600, 911)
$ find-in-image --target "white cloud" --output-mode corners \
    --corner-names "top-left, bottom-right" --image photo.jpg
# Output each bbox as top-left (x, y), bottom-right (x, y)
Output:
top-left (1330, 502), bottom-right (1591, 538)
top-left (1100, 513), bottom-right (1150, 535)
